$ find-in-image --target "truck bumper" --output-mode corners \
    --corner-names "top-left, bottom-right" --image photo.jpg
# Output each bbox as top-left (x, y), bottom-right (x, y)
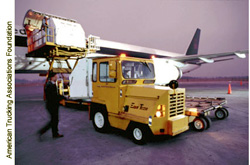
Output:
top-left (150, 115), bottom-right (189, 136)
top-left (167, 115), bottom-right (189, 136)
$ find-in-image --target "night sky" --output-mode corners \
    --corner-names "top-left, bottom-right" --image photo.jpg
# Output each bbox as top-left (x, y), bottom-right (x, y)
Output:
top-left (15, 0), bottom-right (248, 79)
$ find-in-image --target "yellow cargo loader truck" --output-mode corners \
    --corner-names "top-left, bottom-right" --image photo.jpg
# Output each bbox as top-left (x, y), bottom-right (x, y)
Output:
top-left (58, 55), bottom-right (228, 145)
top-left (91, 56), bottom-right (188, 145)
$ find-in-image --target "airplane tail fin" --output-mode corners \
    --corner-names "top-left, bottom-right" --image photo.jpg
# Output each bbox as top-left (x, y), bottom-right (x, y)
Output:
top-left (186, 28), bottom-right (201, 55)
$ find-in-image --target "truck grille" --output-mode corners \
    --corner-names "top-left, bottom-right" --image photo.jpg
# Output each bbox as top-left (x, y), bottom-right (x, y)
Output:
top-left (169, 93), bottom-right (185, 117)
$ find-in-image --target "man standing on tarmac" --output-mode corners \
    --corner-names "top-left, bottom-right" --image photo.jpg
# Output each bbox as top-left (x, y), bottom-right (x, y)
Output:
top-left (38, 72), bottom-right (64, 139)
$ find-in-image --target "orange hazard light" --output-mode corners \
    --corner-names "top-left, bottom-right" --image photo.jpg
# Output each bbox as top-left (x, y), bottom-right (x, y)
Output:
top-left (120, 53), bottom-right (126, 57)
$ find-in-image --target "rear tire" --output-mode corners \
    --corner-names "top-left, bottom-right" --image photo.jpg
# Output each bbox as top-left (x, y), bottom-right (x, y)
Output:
top-left (92, 110), bottom-right (110, 133)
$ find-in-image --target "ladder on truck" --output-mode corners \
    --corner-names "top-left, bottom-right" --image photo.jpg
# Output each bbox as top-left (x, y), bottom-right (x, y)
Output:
top-left (23, 9), bottom-right (100, 98)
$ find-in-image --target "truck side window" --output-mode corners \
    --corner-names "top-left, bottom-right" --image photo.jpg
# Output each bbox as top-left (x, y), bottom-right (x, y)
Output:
top-left (92, 62), bottom-right (97, 82)
top-left (100, 62), bottom-right (115, 83)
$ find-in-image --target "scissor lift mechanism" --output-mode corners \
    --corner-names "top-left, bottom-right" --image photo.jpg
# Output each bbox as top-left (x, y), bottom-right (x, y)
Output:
top-left (23, 9), bottom-right (100, 102)
top-left (23, 9), bottom-right (100, 74)
top-left (26, 35), bottom-right (99, 73)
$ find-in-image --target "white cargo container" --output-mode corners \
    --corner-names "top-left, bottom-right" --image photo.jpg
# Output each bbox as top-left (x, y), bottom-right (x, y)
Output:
top-left (69, 58), bottom-right (93, 99)
top-left (23, 9), bottom-right (86, 52)
top-left (50, 17), bottom-right (86, 48)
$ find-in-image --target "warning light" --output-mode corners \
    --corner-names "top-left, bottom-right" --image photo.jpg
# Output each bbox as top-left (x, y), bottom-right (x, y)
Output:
top-left (151, 55), bottom-right (156, 59)
top-left (120, 53), bottom-right (126, 57)
top-left (155, 105), bottom-right (166, 118)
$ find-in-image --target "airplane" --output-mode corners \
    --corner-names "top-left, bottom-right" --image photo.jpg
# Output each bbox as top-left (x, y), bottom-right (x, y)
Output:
top-left (15, 9), bottom-right (248, 85)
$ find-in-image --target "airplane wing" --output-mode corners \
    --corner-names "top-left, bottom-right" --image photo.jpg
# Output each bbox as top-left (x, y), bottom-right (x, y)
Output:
top-left (96, 28), bottom-right (247, 66)
top-left (168, 50), bottom-right (248, 64)
top-left (95, 32), bottom-right (247, 65)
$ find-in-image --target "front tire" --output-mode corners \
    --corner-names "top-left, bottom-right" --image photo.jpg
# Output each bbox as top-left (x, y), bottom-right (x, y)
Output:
top-left (129, 124), bottom-right (148, 145)
top-left (92, 110), bottom-right (110, 133)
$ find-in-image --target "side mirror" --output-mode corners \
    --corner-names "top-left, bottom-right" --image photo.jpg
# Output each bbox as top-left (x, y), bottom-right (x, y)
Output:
top-left (169, 80), bottom-right (178, 89)
top-left (109, 70), bottom-right (117, 78)
top-left (109, 61), bottom-right (116, 70)
top-left (109, 61), bottom-right (117, 78)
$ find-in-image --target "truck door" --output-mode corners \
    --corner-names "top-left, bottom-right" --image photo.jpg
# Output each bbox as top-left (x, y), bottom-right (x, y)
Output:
top-left (92, 60), bottom-right (119, 114)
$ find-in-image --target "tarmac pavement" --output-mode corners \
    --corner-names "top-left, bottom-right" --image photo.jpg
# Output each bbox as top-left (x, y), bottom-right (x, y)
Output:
top-left (15, 81), bottom-right (248, 165)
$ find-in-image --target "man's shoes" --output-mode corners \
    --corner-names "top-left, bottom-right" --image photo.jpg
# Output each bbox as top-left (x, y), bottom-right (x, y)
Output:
top-left (37, 131), bottom-right (44, 142)
top-left (53, 134), bottom-right (64, 139)
top-left (37, 129), bottom-right (46, 135)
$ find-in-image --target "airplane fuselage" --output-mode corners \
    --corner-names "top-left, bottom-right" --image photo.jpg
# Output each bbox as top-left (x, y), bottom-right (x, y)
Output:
top-left (15, 26), bottom-right (200, 75)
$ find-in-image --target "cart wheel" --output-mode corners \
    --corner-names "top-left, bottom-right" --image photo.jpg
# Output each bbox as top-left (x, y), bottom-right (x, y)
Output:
top-left (192, 117), bottom-right (207, 131)
top-left (203, 116), bottom-right (212, 130)
top-left (221, 107), bottom-right (229, 117)
top-left (215, 108), bottom-right (227, 120)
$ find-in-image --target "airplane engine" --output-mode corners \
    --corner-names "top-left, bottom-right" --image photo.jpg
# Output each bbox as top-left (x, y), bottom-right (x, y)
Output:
top-left (153, 58), bottom-right (182, 85)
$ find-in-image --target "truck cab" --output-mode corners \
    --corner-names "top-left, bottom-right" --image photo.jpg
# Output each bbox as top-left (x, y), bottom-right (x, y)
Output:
top-left (89, 56), bottom-right (189, 144)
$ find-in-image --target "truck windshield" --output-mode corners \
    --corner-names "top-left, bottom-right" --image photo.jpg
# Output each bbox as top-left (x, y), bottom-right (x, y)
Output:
top-left (122, 61), bottom-right (155, 79)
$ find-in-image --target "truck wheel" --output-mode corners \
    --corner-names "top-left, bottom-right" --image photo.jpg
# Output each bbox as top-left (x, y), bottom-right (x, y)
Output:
top-left (129, 124), bottom-right (147, 145)
top-left (203, 116), bottom-right (212, 130)
top-left (192, 117), bottom-right (207, 131)
top-left (92, 110), bottom-right (110, 133)
top-left (215, 108), bottom-right (227, 120)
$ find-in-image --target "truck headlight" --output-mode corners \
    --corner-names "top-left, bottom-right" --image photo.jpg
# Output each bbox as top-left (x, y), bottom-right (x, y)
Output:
top-left (156, 105), bottom-right (166, 118)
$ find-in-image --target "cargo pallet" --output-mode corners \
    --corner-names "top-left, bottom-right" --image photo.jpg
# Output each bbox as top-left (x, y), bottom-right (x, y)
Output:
top-left (185, 96), bottom-right (228, 131)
